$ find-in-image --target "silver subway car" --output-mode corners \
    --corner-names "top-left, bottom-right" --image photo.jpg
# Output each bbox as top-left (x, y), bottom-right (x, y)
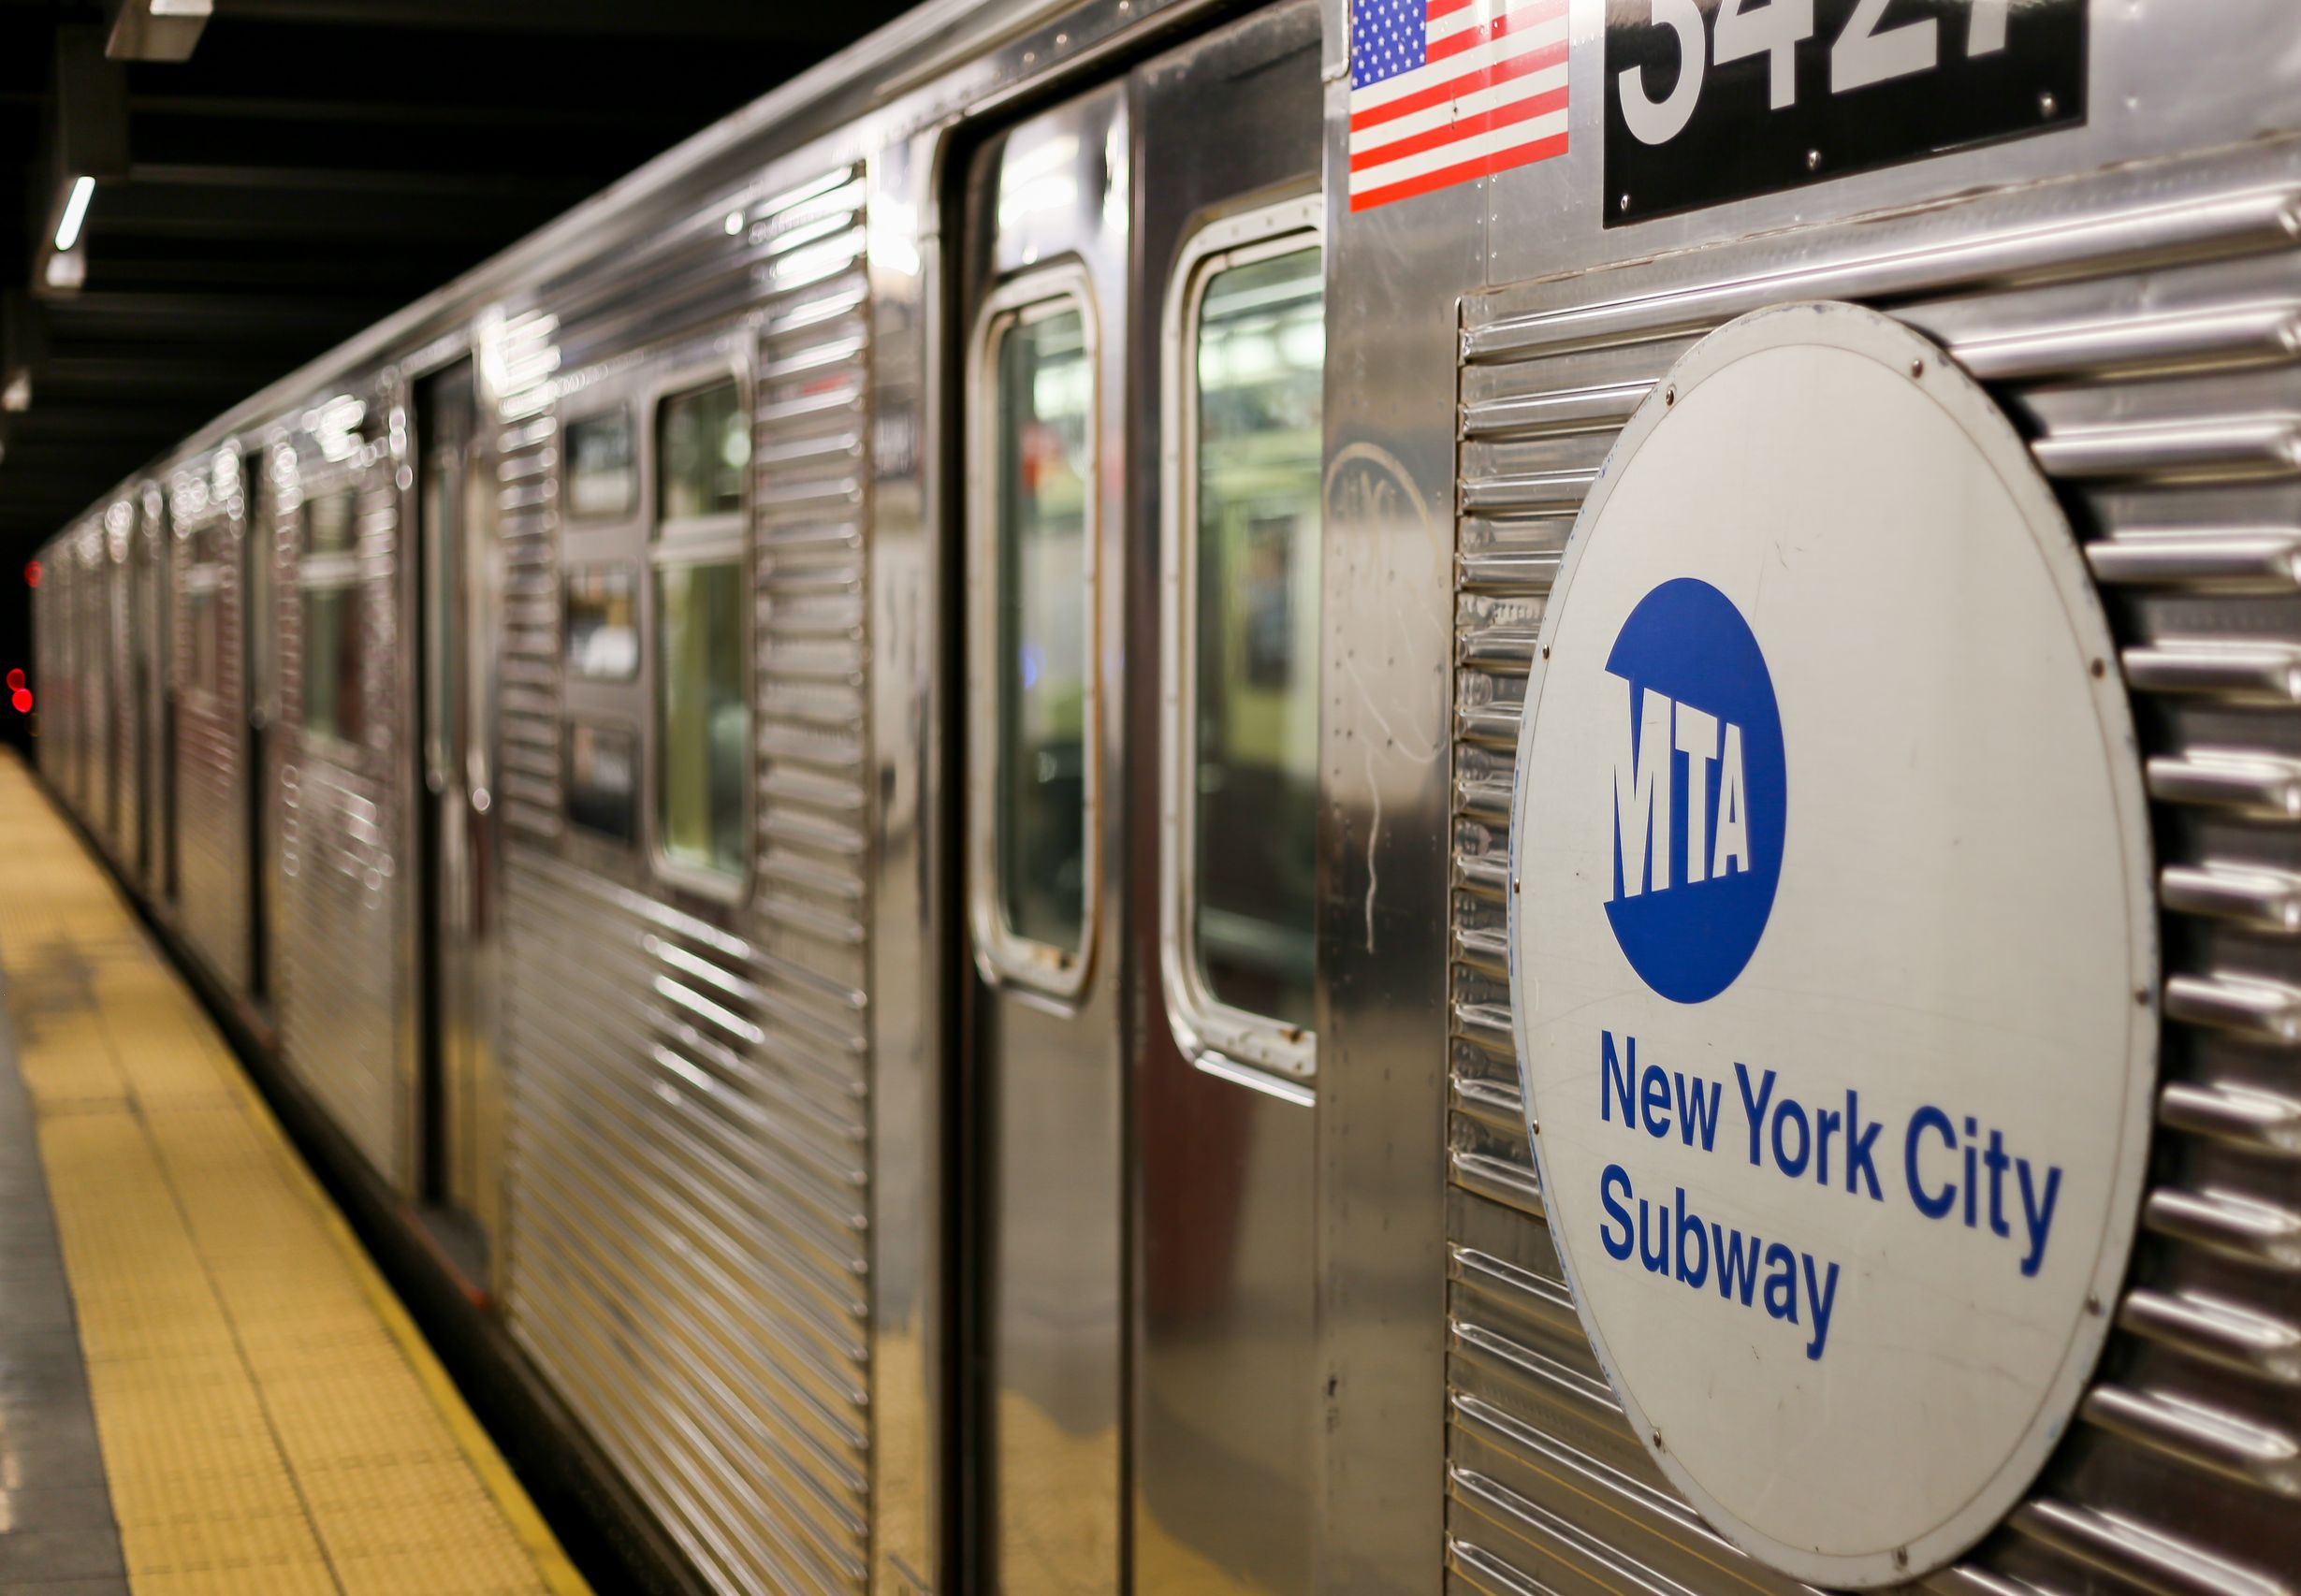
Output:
top-left (27, 3), bottom-right (2301, 1595)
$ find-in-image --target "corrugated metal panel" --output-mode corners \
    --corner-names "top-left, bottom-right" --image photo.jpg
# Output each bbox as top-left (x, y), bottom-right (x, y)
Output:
top-left (1449, 148), bottom-right (2301, 1596)
top-left (169, 447), bottom-right (251, 997)
top-left (500, 162), bottom-right (874, 1596)
top-left (490, 305), bottom-right (566, 849)
top-left (273, 431), bottom-right (406, 1186)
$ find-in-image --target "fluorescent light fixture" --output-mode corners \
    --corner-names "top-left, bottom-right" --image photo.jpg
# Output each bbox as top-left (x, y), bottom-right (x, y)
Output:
top-left (107, 0), bottom-right (212, 62)
top-left (2, 372), bottom-right (29, 414)
top-left (53, 176), bottom-right (94, 253)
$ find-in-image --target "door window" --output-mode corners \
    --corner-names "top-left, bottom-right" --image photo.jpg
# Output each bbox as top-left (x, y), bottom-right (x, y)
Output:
top-left (1161, 205), bottom-right (1323, 1077)
top-left (564, 408), bottom-right (636, 519)
top-left (299, 487), bottom-right (365, 749)
top-left (969, 274), bottom-right (1100, 994)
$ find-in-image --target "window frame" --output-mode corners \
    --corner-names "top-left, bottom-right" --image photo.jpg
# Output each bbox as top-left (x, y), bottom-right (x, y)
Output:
top-left (563, 561), bottom-right (642, 684)
top-left (564, 717), bottom-right (643, 845)
top-left (181, 558), bottom-right (226, 704)
top-left (562, 404), bottom-right (638, 522)
top-left (644, 361), bottom-right (753, 903)
top-left (294, 482), bottom-right (369, 759)
top-left (965, 264), bottom-right (1102, 1001)
top-left (1158, 196), bottom-right (1324, 1083)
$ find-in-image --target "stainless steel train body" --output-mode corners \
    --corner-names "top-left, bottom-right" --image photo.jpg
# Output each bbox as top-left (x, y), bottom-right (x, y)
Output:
top-left (26, 3), bottom-right (2301, 1595)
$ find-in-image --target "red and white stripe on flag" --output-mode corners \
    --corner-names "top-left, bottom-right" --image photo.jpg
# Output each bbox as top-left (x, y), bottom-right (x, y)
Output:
top-left (1347, 0), bottom-right (1569, 212)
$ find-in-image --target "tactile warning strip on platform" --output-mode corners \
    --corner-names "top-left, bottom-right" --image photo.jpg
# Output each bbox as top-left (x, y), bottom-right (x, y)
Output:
top-left (0, 755), bottom-right (589, 1596)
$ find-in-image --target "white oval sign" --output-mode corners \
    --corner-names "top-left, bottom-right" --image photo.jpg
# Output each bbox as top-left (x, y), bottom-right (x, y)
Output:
top-left (1507, 302), bottom-right (2156, 1587)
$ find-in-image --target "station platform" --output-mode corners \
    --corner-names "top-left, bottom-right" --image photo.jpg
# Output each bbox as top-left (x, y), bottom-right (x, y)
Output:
top-left (0, 755), bottom-right (588, 1596)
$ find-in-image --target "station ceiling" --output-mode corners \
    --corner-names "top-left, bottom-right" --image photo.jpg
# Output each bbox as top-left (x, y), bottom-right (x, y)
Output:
top-left (0, 0), bottom-right (917, 560)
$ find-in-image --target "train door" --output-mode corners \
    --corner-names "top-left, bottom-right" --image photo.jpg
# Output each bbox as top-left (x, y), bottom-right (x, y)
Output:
top-left (246, 466), bottom-right (276, 1007)
top-left (960, 80), bottom-right (1131, 1595)
top-left (129, 511), bottom-right (153, 884)
top-left (1129, 10), bottom-right (1324, 1594)
top-left (956, 7), bottom-right (1324, 1589)
top-left (150, 488), bottom-right (178, 908)
top-left (111, 515), bottom-right (142, 885)
top-left (414, 359), bottom-right (504, 1277)
top-left (82, 537), bottom-right (112, 840)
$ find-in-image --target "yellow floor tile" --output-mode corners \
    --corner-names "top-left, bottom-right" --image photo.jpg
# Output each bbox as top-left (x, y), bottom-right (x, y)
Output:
top-left (122, 1508), bottom-right (329, 1574)
top-left (133, 1563), bottom-right (342, 1596)
top-left (332, 1540), bottom-right (550, 1596)
top-left (107, 1462), bottom-right (308, 1528)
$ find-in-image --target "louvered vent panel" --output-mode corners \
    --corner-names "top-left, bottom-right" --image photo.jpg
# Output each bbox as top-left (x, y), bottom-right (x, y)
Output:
top-left (501, 165), bottom-right (873, 1596)
top-left (493, 308), bottom-right (568, 845)
top-left (1449, 152), bottom-right (2301, 1596)
top-left (750, 168), bottom-right (871, 1008)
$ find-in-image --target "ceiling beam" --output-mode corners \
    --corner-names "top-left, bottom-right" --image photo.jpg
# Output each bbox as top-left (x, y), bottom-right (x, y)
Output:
top-left (211, 0), bottom-right (900, 43)
top-left (41, 289), bottom-right (392, 342)
top-left (83, 253), bottom-right (483, 290)
top-left (124, 160), bottom-right (581, 196)
top-left (40, 353), bottom-right (298, 394)
top-left (128, 91), bottom-right (690, 131)
top-left (6, 404), bottom-right (217, 439)
top-left (85, 179), bottom-right (578, 241)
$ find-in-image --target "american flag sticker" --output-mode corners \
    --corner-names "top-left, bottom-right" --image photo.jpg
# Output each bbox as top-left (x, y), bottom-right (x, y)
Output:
top-left (1348, 0), bottom-right (1570, 211)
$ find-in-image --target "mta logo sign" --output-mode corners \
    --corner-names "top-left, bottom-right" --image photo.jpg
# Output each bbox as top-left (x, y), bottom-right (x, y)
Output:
top-left (1602, 579), bottom-right (1787, 1004)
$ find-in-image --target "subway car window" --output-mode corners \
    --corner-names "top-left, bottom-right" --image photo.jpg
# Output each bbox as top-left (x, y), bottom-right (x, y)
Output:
top-left (655, 559), bottom-right (746, 879)
top-left (299, 584), bottom-right (364, 747)
top-left (303, 487), bottom-right (357, 556)
top-left (565, 564), bottom-right (639, 681)
top-left (657, 380), bottom-right (748, 521)
top-left (1187, 243), bottom-right (1322, 1033)
top-left (299, 487), bottom-right (365, 747)
top-left (187, 581), bottom-right (221, 697)
top-left (566, 721), bottom-right (638, 843)
top-left (992, 301), bottom-right (1093, 953)
top-left (565, 408), bottom-right (636, 519)
top-left (652, 370), bottom-right (750, 886)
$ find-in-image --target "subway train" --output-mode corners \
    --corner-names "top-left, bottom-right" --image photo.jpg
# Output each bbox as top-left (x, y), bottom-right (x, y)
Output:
top-left (24, 1), bottom-right (2301, 1594)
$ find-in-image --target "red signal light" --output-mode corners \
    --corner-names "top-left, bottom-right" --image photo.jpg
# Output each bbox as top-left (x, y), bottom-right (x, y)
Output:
top-left (22, 560), bottom-right (37, 588)
top-left (4, 669), bottom-right (20, 690)
top-left (9, 688), bottom-right (30, 715)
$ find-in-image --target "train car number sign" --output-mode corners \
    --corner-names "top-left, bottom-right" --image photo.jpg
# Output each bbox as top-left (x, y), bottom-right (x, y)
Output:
top-left (1507, 302), bottom-right (2155, 1587)
top-left (1605, 0), bottom-right (2086, 224)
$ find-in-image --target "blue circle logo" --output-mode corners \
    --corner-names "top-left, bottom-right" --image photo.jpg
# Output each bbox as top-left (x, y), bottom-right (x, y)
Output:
top-left (1601, 578), bottom-right (1786, 1004)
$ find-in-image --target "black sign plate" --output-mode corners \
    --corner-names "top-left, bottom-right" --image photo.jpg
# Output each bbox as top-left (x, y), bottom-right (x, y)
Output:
top-left (1604, 0), bottom-right (2085, 226)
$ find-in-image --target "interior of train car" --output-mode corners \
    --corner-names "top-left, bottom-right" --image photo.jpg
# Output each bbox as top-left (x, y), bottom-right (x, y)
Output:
top-left (15, 2), bottom-right (2301, 1596)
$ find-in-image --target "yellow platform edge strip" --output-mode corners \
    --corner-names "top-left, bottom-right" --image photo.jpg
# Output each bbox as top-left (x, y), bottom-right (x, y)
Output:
top-left (215, 1041), bottom-right (591, 1596)
top-left (1, 753), bottom-right (590, 1596)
